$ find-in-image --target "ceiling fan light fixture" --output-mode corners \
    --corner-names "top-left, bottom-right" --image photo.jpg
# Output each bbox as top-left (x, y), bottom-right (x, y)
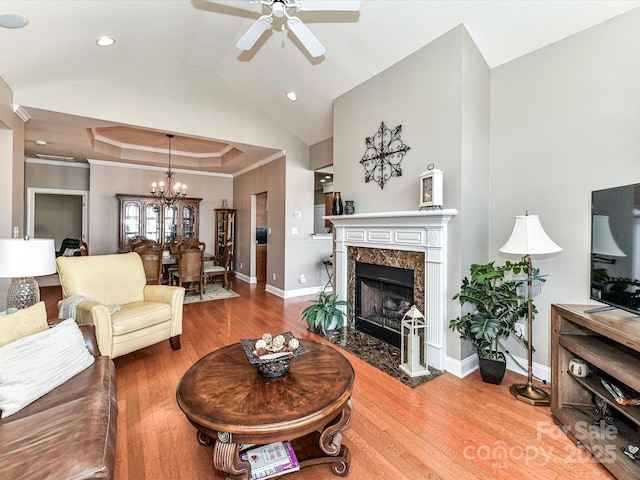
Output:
top-left (286, 91), bottom-right (297, 102)
top-left (272, 2), bottom-right (286, 17)
top-left (96, 35), bottom-right (115, 47)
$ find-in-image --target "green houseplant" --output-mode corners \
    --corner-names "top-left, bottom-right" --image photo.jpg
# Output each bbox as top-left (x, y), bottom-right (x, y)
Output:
top-left (301, 292), bottom-right (353, 336)
top-left (449, 261), bottom-right (535, 384)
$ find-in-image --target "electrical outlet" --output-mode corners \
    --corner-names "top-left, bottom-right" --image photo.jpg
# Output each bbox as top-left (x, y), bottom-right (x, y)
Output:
top-left (239, 262), bottom-right (243, 269)
top-left (299, 274), bottom-right (306, 284)
top-left (514, 322), bottom-right (526, 337)
top-left (272, 273), bottom-right (276, 281)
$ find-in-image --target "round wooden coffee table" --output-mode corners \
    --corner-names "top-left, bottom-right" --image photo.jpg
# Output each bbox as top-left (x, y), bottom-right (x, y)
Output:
top-left (176, 339), bottom-right (354, 479)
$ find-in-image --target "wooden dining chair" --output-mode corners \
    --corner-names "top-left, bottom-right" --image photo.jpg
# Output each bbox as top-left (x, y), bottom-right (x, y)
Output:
top-left (133, 240), bottom-right (162, 252)
top-left (172, 243), bottom-right (205, 298)
top-left (203, 243), bottom-right (232, 289)
top-left (137, 249), bottom-right (163, 285)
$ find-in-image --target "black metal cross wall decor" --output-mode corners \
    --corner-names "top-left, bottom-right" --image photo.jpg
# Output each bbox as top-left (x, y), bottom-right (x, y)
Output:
top-left (359, 121), bottom-right (411, 189)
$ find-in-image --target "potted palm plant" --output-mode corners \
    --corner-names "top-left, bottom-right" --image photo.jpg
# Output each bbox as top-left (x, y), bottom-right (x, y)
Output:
top-left (301, 292), bottom-right (353, 337)
top-left (449, 261), bottom-right (535, 384)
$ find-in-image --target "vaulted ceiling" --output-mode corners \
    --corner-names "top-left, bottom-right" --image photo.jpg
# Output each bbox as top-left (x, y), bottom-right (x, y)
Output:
top-left (1, 1), bottom-right (639, 175)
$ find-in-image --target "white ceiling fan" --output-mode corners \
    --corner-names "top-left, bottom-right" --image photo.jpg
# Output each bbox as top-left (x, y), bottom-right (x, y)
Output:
top-left (237, 0), bottom-right (361, 57)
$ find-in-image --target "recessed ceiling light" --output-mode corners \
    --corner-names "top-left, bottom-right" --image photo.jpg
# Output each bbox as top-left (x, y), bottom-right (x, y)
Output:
top-left (96, 35), bottom-right (115, 47)
top-left (0, 14), bottom-right (29, 29)
top-left (324, 175), bottom-right (332, 179)
top-left (286, 91), bottom-right (297, 102)
top-left (320, 179), bottom-right (326, 183)
top-left (35, 140), bottom-right (48, 146)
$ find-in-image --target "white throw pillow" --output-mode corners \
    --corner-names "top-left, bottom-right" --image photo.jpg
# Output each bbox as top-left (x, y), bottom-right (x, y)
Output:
top-left (0, 318), bottom-right (95, 417)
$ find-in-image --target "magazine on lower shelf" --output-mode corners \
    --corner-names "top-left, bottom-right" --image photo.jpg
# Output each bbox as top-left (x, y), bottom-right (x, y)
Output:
top-left (239, 441), bottom-right (300, 479)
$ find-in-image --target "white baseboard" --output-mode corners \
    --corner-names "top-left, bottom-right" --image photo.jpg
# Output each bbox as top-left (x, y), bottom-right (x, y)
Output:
top-left (446, 352), bottom-right (550, 384)
top-left (234, 272), bottom-right (325, 299)
top-left (233, 271), bottom-right (253, 284)
top-left (445, 353), bottom-right (478, 378)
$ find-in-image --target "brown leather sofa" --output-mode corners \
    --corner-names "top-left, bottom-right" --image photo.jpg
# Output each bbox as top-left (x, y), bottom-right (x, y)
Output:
top-left (0, 325), bottom-right (117, 479)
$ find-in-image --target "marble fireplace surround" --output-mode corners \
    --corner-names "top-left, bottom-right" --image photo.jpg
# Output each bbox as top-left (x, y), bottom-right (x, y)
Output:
top-left (327, 210), bottom-right (457, 371)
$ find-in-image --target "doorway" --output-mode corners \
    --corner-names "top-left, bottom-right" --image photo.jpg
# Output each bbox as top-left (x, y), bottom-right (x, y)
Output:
top-left (27, 187), bottom-right (88, 253)
top-left (255, 192), bottom-right (268, 284)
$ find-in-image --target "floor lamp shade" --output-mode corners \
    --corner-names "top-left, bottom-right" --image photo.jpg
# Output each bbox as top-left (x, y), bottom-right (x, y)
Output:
top-left (0, 238), bottom-right (57, 310)
top-left (499, 214), bottom-right (562, 256)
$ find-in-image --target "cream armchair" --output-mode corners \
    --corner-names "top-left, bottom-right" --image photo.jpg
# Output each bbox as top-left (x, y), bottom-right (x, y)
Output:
top-left (56, 252), bottom-right (185, 359)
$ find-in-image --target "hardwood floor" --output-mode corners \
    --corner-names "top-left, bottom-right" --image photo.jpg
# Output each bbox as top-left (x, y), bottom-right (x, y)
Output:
top-left (41, 281), bottom-right (613, 480)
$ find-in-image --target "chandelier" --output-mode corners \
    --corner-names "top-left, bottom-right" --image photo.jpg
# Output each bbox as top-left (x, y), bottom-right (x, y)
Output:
top-left (151, 134), bottom-right (186, 205)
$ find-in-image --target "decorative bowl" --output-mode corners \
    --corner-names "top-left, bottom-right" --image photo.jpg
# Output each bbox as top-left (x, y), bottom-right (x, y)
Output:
top-left (240, 331), bottom-right (309, 377)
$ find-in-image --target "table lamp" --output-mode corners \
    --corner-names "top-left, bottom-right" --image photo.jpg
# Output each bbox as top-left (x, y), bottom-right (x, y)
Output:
top-left (499, 213), bottom-right (562, 405)
top-left (0, 237), bottom-right (57, 310)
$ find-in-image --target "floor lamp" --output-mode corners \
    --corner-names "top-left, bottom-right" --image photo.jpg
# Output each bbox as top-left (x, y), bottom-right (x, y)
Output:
top-left (499, 213), bottom-right (562, 406)
top-left (0, 238), bottom-right (57, 311)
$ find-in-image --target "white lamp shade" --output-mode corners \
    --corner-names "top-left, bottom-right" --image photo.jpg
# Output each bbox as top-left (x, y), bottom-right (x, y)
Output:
top-left (0, 238), bottom-right (57, 277)
top-left (499, 214), bottom-right (562, 256)
top-left (592, 215), bottom-right (626, 257)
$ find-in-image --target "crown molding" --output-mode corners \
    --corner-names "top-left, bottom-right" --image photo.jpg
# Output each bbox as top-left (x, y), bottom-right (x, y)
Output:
top-left (233, 150), bottom-right (286, 178)
top-left (86, 159), bottom-right (233, 177)
top-left (12, 105), bottom-right (30, 123)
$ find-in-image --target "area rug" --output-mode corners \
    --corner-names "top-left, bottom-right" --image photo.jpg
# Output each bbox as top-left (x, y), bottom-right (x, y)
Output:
top-left (326, 327), bottom-right (443, 388)
top-left (183, 284), bottom-right (239, 304)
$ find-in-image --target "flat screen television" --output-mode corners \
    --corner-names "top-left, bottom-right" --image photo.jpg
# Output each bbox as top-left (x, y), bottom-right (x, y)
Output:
top-left (590, 183), bottom-right (640, 314)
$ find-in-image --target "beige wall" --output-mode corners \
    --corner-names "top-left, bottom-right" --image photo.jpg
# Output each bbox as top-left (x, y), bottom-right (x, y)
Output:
top-left (309, 137), bottom-right (333, 171)
top-left (234, 158), bottom-right (286, 287)
top-left (88, 161), bottom-right (233, 255)
top-left (25, 160), bottom-right (90, 190)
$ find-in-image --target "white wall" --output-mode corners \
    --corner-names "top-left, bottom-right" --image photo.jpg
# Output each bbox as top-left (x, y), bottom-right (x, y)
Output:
top-left (490, 8), bottom-right (640, 367)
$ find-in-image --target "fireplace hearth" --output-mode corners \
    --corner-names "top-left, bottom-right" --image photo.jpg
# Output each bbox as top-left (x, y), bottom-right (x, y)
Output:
top-left (355, 262), bottom-right (414, 348)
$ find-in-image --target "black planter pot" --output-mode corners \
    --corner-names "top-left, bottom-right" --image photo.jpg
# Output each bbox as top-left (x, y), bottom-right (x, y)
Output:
top-left (478, 353), bottom-right (506, 385)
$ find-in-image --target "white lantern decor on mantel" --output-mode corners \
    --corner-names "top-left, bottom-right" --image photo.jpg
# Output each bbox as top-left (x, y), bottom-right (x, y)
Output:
top-left (400, 305), bottom-right (429, 377)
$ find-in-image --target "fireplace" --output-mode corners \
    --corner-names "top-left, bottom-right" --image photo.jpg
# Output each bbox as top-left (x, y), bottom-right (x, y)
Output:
top-left (355, 262), bottom-right (414, 347)
top-left (327, 210), bottom-right (457, 371)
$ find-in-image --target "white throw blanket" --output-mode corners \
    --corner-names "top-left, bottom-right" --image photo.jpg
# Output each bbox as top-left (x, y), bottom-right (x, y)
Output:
top-left (59, 296), bottom-right (121, 320)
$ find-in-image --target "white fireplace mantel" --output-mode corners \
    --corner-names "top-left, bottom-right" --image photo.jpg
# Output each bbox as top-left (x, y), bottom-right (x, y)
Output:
top-left (326, 209), bottom-right (457, 371)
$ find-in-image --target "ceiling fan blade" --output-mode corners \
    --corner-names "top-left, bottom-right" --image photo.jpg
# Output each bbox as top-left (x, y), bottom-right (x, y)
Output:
top-left (298, 1), bottom-right (361, 11)
top-left (0, 14), bottom-right (29, 29)
top-left (236, 15), bottom-right (273, 51)
top-left (287, 16), bottom-right (325, 57)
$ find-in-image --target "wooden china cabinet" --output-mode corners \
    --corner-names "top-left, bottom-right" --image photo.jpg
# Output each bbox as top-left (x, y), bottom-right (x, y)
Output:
top-left (214, 208), bottom-right (235, 269)
top-left (116, 194), bottom-right (201, 252)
